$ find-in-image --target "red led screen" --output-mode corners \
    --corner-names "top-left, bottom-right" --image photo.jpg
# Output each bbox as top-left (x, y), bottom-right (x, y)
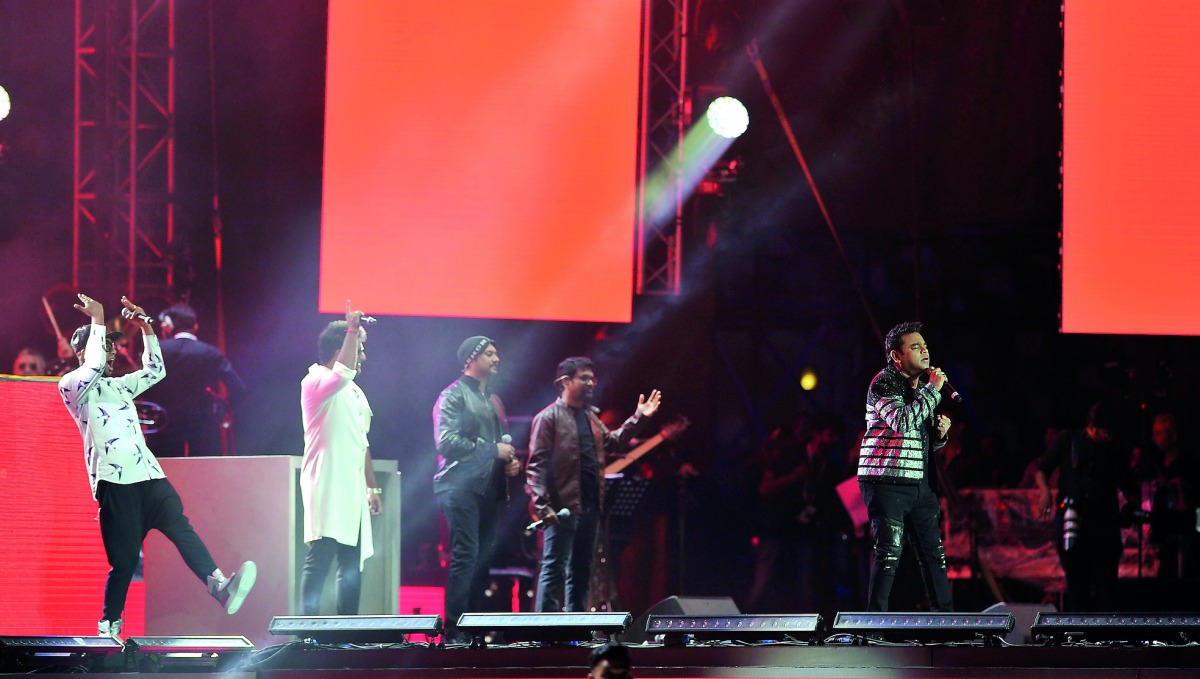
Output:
top-left (1062, 1), bottom-right (1200, 334)
top-left (320, 1), bottom-right (642, 322)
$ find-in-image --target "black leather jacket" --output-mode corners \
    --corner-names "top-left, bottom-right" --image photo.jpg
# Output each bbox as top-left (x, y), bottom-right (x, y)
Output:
top-left (432, 375), bottom-right (508, 498)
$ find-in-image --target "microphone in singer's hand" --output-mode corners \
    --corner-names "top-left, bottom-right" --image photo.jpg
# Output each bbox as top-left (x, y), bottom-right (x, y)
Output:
top-left (942, 380), bottom-right (963, 402)
top-left (526, 507), bottom-right (570, 531)
top-left (359, 315), bottom-right (378, 325)
top-left (121, 308), bottom-right (154, 325)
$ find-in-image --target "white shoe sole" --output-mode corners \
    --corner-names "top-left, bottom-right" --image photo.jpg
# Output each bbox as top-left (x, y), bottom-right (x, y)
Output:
top-left (225, 561), bottom-right (257, 615)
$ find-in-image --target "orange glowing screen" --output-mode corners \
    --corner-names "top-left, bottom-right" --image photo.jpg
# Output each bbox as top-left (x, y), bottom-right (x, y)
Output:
top-left (1062, 1), bottom-right (1200, 335)
top-left (320, 1), bottom-right (642, 322)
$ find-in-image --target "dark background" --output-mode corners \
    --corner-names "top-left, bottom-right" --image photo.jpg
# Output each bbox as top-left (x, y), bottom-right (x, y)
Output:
top-left (2, 0), bottom-right (1197, 609)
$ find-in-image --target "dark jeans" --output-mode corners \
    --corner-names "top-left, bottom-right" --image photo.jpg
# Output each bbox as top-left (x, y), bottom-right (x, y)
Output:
top-left (436, 486), bottom-right (501, 633)
top-left (97, 478), bottom-right (218, 621)
top-left (1054, 510), bottom-right (1121, 611)
top-left (300, 537), bottom-right (362, 615)
top-left (860, 481), bottom-right (953, 612)
top-left (535, 506), bottom-right (599, 612)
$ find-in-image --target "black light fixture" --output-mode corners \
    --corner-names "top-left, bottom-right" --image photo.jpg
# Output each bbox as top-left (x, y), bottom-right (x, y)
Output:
top-left (1031, 612), bottom-right (1200, 644)
top-left (0, 635), bottom-right (123, 673)
top-left (456, 612), bottom-right (631, 645)
top-left (831, 612), bottom-right (1014, 644)
top-left (645, 614), bottom-right (822, 644)
top-left (269, 615), bottom-right (443, 644)
top-left (124, 636), bottom-right (254, 672)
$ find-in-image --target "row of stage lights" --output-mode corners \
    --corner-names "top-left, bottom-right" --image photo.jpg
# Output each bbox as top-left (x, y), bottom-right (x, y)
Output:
top-left (5, 610), bottom-right (1200, 671)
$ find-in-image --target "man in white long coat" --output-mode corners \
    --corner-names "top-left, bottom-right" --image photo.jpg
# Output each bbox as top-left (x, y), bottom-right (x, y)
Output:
top-left (300, 303), bottom-right (382, 614)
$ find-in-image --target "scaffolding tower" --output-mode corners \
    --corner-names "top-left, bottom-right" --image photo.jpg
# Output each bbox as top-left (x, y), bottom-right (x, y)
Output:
top-left (73, 0), bottom-right (175, 302)
top-left (637, 0), bottom-right (688, 296)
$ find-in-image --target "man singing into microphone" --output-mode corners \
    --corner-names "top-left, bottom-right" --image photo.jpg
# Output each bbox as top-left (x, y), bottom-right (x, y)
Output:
top-left (433, 336), bottom-right (520, 643)
top-left (526, 357), bottom-right (661, 612)
top-left (857, 321), bottom-right (953, 612)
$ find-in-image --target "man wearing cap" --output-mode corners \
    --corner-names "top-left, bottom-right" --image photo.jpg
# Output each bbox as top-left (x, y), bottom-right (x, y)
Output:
top-left (432, 336), bottom-right (520, 642)
top-left (58, 293), bottom-right (256, 638)
top-left (299, 302), bottom-right (382, 615)
top-left (526, 356), bottom-right (661, 613)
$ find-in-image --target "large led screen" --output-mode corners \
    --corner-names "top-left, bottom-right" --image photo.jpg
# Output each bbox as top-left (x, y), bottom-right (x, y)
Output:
top-left (320, 1), bottom-right (642, 322)
top-left (1062, 1), bottom-right (1200, 334)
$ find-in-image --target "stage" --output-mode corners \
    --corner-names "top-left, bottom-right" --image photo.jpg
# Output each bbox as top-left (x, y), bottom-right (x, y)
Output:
top-left (3, 640), bottom-right (1200, 678)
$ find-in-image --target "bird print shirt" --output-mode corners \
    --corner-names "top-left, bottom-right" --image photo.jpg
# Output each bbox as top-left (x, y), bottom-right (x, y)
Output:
top-left (59, 324), bottom-right (167, 499)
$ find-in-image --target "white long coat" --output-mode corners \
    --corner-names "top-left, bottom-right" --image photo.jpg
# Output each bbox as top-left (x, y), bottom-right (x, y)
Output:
top-left (300, 362), bottom-right (374, 569)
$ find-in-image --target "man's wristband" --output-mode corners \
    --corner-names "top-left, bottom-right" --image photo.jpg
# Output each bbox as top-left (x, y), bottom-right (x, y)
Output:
top-left (367, 487), bottom-right (382, 496)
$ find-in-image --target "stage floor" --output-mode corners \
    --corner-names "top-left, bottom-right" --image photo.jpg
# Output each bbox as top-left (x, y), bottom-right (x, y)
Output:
top-left (6, 642), bottom-right (1200, 678)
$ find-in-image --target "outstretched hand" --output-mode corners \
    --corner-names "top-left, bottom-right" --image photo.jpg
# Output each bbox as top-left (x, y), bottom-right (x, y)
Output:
top-left (72, 293), bottom-right (104, 323)
top-left (636, 389), bottom-right (663, 418)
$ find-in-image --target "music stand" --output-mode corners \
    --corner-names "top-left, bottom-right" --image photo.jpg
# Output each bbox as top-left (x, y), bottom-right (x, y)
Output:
top-left (590, 475), bottom-right (652, 611)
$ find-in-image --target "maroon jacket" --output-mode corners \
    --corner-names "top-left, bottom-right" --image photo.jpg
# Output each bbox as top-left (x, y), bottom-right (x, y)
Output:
top-left (526, 398), bottom-right (642, 518)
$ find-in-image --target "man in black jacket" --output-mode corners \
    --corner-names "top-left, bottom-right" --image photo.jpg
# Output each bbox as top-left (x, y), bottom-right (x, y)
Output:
top-left (1035, 401), bottom-right (1139, 611)
top-left (433, 336), bottom-right (520, 643)
top-left (143, 304), bottom-right (245, 456)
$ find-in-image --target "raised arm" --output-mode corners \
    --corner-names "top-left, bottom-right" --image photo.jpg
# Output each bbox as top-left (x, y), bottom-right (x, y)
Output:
top-left (58, 294), bottom-right (107, 409)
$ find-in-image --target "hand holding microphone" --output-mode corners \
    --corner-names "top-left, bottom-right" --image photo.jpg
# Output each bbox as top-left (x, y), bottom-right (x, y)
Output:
top-left (928, 367), bottom-right (963, 402)
top-left (498, 434), bottom-right (520, 477)
top-left (526, 507), bottom-right (570, 531)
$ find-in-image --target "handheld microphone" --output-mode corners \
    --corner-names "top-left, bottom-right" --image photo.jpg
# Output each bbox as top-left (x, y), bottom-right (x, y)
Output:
top-left (943, 381), bottom-right (963, 403)
top-left (526, 507), bottom-right (570, 532)
top-left (121, 308), bottom-right (154, 325)
top-left (359, 315), bottom-right (378, 325)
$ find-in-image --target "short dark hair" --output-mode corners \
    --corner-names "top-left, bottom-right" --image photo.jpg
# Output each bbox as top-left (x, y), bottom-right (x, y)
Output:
top-left (556, 356), bottom-right (594, 390)
top-left (318, 321), bottom-right (363, 364)
top-left (884, 321), bottom-right (923, 362)
top-left (1086, 400), bottom-right (1118, 433)
top-left (589, 642), bottom-right (631, 673)
top-left (159, 304), bottom-right (197, 332)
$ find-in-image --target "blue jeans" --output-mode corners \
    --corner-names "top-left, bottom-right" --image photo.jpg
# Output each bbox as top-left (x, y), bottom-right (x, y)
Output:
top-left (535, 507), bottom-right (600, 612)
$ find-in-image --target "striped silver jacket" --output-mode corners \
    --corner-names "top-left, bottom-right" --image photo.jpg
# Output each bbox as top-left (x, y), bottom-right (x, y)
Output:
top-left (857, 365), bottom-right (945, 482)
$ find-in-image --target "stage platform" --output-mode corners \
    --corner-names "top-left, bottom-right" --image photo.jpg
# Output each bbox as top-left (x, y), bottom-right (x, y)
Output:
top-left (4, 641), bottom-right (1200, 678)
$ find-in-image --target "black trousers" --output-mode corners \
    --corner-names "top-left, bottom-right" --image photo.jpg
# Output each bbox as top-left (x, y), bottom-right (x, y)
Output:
top-left (1054, 511), bottom-right (1122, 611)
top-left (860, 481), bottom-right (954, 612)
top-left (97, 478), bottom-right (218, 621)
top-left (436, 486), bottom-right (501, 634)
top-left (300, 537), bottom-right (362, 615)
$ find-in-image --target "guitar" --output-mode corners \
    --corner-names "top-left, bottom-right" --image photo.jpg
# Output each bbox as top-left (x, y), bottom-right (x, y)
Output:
top-left (603, 416), bottom-right (690, 476)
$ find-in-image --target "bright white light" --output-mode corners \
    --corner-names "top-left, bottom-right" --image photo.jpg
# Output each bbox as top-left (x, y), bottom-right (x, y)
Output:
top-left (705, 96), bottom-right (748, 139)
top-left (0, 85), bottom-right (10, 122)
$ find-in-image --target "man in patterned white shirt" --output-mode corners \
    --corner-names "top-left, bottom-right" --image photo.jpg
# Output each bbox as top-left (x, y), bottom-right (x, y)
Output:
top-left (59, 293), bottom-right (256, 638)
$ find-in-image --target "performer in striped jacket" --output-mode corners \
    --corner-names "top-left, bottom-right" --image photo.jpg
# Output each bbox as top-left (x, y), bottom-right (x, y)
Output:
top-left (857, 321), bottom-right (954, 612)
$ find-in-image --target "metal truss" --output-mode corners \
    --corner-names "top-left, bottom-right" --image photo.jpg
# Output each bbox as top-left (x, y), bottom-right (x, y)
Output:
top-left (74, 0), bottom-right (175, 300)
top-left (636, 0), bottom-right (688, 295)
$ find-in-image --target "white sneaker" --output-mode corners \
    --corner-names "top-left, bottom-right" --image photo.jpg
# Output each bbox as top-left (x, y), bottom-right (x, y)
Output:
top-left (98, 618), bottom-right (123, 639)
top-left (208, 561), bottom-right (257, 614)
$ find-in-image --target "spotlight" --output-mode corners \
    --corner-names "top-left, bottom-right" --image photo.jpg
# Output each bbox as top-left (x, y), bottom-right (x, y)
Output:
top-left (0, 85), bottom-right (9, 122)
top-left (799, 369), bottom-right (818, 391)
top-left (705, 96), bottom-right (748, 139)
